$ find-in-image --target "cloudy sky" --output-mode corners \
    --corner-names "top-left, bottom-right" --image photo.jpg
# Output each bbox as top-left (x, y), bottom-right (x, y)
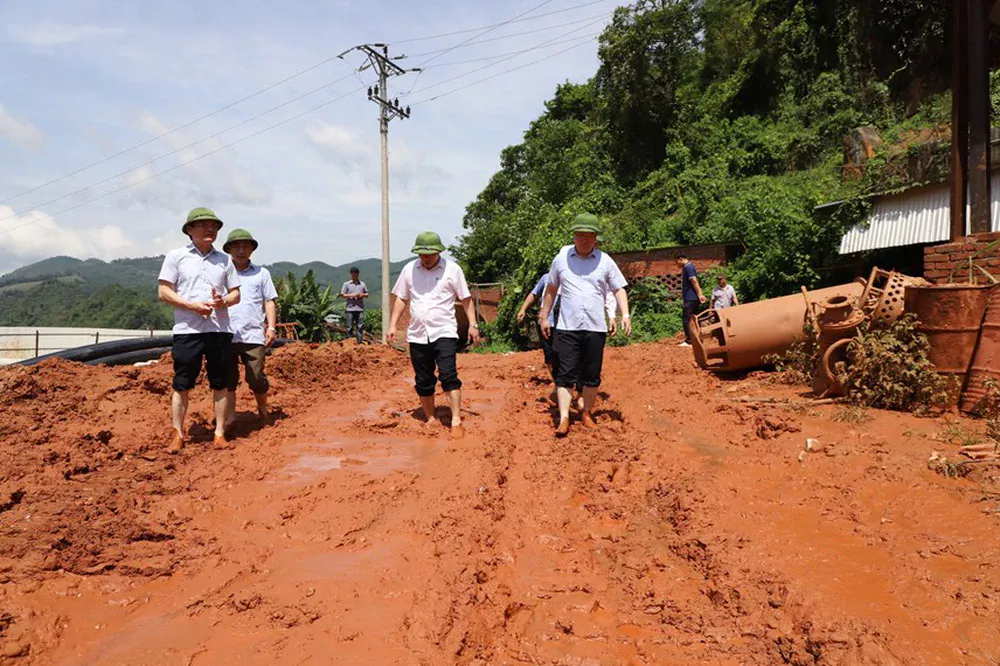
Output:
top-left (0, 0), bottom-right (615, 275)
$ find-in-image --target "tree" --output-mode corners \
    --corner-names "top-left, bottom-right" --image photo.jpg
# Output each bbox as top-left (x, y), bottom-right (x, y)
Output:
top-left (276, 270), bottom-right (336, 342)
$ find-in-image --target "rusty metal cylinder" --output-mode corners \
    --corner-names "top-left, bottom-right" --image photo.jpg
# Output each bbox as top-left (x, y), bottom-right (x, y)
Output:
top-left (960, 285), bottom-right (1000, 413)
top-left (692, 282), bottom-right (865, 372)
top-left (813, 293), bottom-right (866, 396)
top-left (903, 284), bottom-right (994, 400)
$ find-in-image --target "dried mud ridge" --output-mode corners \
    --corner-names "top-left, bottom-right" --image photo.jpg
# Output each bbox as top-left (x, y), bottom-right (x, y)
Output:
top-left (1, 341), bottom-right (999, 664)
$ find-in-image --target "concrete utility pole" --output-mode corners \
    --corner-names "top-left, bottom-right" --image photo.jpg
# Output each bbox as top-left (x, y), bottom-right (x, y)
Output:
top-left (339, 44), bottom-right (419, 343)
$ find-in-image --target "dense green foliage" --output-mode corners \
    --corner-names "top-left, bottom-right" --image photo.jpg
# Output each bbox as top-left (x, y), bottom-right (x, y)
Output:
top-left (0, 282), bottom-right (173, 329)
top-left (276, 270), bottom-right (337, 342)
top-left (453, 0), bottom-right (965, 345)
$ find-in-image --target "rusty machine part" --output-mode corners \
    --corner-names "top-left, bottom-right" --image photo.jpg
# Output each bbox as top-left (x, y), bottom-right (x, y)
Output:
top-left (860, 267), bottom-right (929, 327)
top-left (692, 282), bottom-right (865, 373)
top-left (810, 292), bottom-right (866, 397)
top-left (960, 284), bottom-right (1000, 413)
top-left (904, 283), bottom-right (994, 404)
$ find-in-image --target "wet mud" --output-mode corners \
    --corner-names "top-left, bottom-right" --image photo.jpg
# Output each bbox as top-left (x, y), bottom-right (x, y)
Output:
top-left (1, 340), bottom-right (998, 664)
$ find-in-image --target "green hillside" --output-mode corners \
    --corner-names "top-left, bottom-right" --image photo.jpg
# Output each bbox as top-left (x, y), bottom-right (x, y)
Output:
top-left (453, 0), bottom-right (992, 345)
top-left (0, 255), bottom-right (412, 328)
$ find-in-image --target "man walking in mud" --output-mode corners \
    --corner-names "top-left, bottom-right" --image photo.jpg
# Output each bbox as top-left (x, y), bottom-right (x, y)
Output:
top-left (157, 207), bottom-right (241, 454)
top-left (388, 231), bottom-right (480, 439)
top-left (222, 229), bottom-right (278, 430)
top-left (339, 267), bottom-right (368, 344)
top-left (677, 255), bottom-right (707, 347)
top-left (539, 213), bottom-right (630, 437)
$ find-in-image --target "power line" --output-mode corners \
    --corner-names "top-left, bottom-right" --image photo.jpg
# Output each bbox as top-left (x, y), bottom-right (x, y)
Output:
top-left (409, 36), bottom-right (597, 107)
top-left (429, 32), bottom-right (601, 68)
top-left (0, 73), bottom-right (355, 226)
top-left (394, 0), bottom-right (614, 44)
top-left (414, 0), bottom-right (560, 70)
top-left (402, 10), bottom-right (611, 60)
top-left (406, 17), bottom-right (605, 98)
top-left (0, 2), bottom-right (612, 207)
top-left (0, 86), bottom-right (364, 237)
top-left (0, 56), bottom-right (349, 208)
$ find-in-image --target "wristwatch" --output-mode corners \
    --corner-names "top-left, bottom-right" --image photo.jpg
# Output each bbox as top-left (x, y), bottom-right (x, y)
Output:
top-left (469, 325), bottom-right (480, 329)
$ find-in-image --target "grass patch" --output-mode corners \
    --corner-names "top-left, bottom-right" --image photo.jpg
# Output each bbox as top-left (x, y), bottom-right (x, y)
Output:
top-left (832, 405), bottom-right (873, 425)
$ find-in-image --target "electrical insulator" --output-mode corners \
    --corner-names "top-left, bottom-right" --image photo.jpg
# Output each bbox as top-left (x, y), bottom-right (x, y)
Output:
top-left (394, 98), bottom-right (399, 108)
top-left (367, 87), bottom-right (372, 98)
top-left (405, 106), bottom-right (410, 115)
top-left (374, 85), bottom-right (379, 96)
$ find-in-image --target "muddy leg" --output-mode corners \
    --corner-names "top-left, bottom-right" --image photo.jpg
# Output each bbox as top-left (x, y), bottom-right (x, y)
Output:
top-left (420, 395), bottom-right (439, 426)
top-left (213, 390), bottom-right (228, 439)
top-left (171, 390), bottom-right (189, 436)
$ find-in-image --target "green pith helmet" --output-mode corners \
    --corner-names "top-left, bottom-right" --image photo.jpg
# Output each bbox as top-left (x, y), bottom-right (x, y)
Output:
top-left (570, 212), bottom-right (601, 234)
top-left (223, 228), bottom-right (259, 253)
top-left (411, 231), bottom-right (446, 255)
top-left (183, 207), bottom-right (223, 235)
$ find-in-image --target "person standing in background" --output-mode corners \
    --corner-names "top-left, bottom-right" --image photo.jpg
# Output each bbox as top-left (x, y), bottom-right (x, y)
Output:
top-left (677, 255), bottom-right (706, 347)
top-left (339, 267), bottom-right (369, 344)
top-left (711, 274), bottom-right (739, 310)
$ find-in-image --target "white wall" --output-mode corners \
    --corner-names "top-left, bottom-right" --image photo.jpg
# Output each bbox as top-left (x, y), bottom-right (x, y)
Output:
top-left (0, 327), bottom-right (172, 363)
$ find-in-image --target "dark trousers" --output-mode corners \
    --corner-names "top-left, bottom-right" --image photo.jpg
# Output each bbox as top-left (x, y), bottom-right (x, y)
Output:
top-left (346, 311), bottom-right (364, 343)
top-left (682, 300), bottom-right (699, 343)
top-left (172, 333), bottom-right (233, 392)
top-left (409, 337), bottom-right (462, 397)
top-left (553, 330), bottom-right (607, 389)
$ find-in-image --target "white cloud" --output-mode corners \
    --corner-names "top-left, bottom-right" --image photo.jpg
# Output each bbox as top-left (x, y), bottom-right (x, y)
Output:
top-left (0, 206), bottom-right (132, 261)
top-left (8, 23), bottom-right (124, 47)
top-left (0, 104), bottom-right (44, 153)
top-left (112, 111), bottom-right (272, 210)
top-left (304, 120), bottom-right (450, 193)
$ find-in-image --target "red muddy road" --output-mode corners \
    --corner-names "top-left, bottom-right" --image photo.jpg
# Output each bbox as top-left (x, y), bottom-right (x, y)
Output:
top-left (1, 341), bottom-right (998, 664)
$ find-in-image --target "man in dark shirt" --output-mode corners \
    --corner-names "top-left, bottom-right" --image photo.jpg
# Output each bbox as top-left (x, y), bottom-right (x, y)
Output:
top-left (677, 255), bottom-right (706, 347)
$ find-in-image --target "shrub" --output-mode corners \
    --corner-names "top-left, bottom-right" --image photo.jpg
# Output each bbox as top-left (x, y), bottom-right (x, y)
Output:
top-left (836, 314), bottom-right (955, 412)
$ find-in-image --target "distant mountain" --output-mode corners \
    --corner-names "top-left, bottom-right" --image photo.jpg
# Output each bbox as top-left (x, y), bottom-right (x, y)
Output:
top-left (0, 255), bottom-right (412, 328)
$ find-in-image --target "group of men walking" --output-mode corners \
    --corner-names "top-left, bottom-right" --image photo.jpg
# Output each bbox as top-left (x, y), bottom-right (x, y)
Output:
top-left (159, 207), bottom-right (738, 448)
top-left (388, 214), bottom-right (630, 439)
top-left (157, 207), bottom-right (278, 454)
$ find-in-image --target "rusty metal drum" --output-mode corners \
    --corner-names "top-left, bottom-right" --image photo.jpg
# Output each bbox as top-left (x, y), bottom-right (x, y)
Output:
top-left (960, 285), bottom-right (1000, 413)
top-left (904, 284), bottom-right (994, 401)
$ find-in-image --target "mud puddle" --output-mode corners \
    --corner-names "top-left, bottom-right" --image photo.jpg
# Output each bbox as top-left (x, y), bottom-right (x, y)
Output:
top-left (278, 436), bottom-right (434, 483)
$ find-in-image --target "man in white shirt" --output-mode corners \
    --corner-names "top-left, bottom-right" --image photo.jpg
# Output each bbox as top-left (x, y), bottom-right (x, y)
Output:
top-left (222, 229), bottom-right (278, 430)
top-left (388, 231), bottom-right (481, 439)
top-left (711, 274), bottom-right (739, 309)
top-left (157, 207), bottom-right (241, 454)
top-left (539, 214), bottom-right (631, 437)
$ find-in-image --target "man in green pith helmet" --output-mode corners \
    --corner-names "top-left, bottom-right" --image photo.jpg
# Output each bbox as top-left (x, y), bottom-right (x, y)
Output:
top-left (157, 207), bottom-right (241, 454)
top-left (539, 213), bottom-right (631, 437)
top-left (388, 231), bottom-right (480, 439)
top-left (223, 228), bottom-right (278, 429)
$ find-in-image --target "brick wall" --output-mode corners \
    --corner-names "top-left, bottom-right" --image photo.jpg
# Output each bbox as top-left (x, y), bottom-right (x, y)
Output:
top-left (613, 243), bottom-right (740, 297)
top-left (923, 231), bottom-right (1000, 283)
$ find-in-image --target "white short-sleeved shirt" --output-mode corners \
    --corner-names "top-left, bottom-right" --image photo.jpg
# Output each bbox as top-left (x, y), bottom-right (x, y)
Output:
top-left (712, 284), bottom-right (737, 309)
top-left (229, 263), bottom-right (278, 345)
top-left (392, 257), bottom-right (471, 344)
top-left (548, 245), bottom-right (627, 333)
top-left (158, 243), bottom-right (241, 335)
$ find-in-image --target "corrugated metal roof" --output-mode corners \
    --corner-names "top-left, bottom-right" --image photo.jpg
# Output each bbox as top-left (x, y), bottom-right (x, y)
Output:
top-left (839, 171), bottom-right (1000, 254)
